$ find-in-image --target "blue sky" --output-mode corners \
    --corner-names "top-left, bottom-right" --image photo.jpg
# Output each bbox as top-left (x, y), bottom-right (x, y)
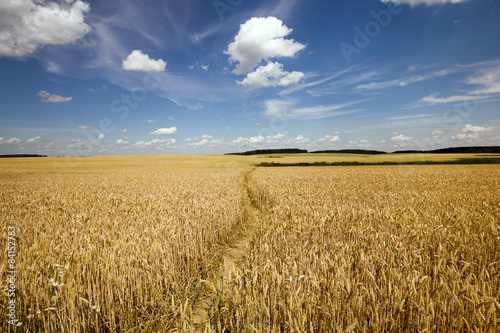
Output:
top-left (0, 0), bottom-right (499, 156)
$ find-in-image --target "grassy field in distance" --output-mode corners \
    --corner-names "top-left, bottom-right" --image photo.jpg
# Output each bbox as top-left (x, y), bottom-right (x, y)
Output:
top-left (251, 152), bottom-right (500, 164)
top-left (0, 152), bottom-right (498, 171)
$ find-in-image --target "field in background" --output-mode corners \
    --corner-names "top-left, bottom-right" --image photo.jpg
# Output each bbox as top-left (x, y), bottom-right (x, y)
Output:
top-left (1, 155), bottom-right (499, 332)
top-left (0, 152), bottom-right (498, 171)
top-left (252, 152), bottom-right (500, 164)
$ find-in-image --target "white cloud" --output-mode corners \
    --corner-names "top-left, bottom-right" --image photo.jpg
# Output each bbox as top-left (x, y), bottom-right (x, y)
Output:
top-left (231, 132), bottom-right (288, 145)
top-left (4, 137), bottom-right (21, 144)
top-left (122, 50), bottom-right (166, 72)
top-left (146, 120), bottom-right (156, 124)
top-left (356, 70), bottom-right (453, 91)
top-left (295, 134), bottom-right (311, 143)
top-left (0, 0), bottom-right (91, 57)
top-left (453, 124), bottom-right (494, 141)
top-left (421, 94), bottom-right (479, 104)
top-left (347, 139), bottom-right (372, 148)
top-left (462, 124), bottom-right (494, 133)
top-left (390, 133), bottom-right (414, 142)
top-left (150, 127), bottom-right (177, 136)
top-left (249, 136), bottom-right (265, 144)
top-left (132, 138), bottom-right (176, 148)
top-left (78, 125), bottom-right (90, 129)
top-left (238, 62), bottom-right (304, 88)
top-left (116, 139), bottom-right (129, 145)
top-left (201, 134), bottom-right (213, 139)
top-left (381, 0), bottom-right (468, 6)
top-left (225, 16), bottom-right (306, 74)
top-left (453, 133), bottom-right (479, 140)
top-left (210, 139), bottom-right (224, 144)
top-left (264, 99), bottom-right (363, 119)
top-left (122, 129), bottom-right (127, 133)
top-left (318, 135), bottom-right (340, 143)
top-left (416, 61), bottom-right (500, 106)
top-left (38, 90), bottom-right (72, 103)
top-left (26, 136), bottom-right (41, 143)
top-left (290, 104), bottom-right (361, 119)
top-left (467, 65), bottom-right (500, 95)
top-left (98, 133), bottom-right (105, 140)
top-left (187, 139), bottom-right (209, 146)
top-left (264, 99), bottom-right (294, 117)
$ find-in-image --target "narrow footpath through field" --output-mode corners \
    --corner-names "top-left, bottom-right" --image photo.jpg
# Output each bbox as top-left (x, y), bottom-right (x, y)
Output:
top-left (221, 169), bottom-right (259, 282)
top-left (186, 168), bottom-right (260, 332)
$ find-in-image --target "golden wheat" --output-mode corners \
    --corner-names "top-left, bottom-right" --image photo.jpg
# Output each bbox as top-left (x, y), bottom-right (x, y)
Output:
top-left (2, 158), bottom-right (499, 332)
top-left (0, 167), bottom-right (246, 332)
top-left (217, 165), bottom-right (500, 332)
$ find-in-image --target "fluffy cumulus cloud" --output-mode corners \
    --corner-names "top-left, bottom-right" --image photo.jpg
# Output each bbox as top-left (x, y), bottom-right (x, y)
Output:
top-left (132, 138), bottom-right (176, 148)
top-left (380, 0), bottom-right (468, 6)
top-left (318, 135), bottom-right (340, 143)
top-left (390, 133), bottom-right (413, 141)
top-left (347, 139), bottom-right (372, 148)
top-left (3, 137), bottom-right (21, 144)
top-left (122, 50), bottom-right (166, 72)
top-left (452, 124), bottom-right (494, 141)
top-left (462, 124), bottom-right (494, 133)
top-left (116, 139), bottom-right (129, 145)
top-left (25, 136), bottom-right (41, 143)
top-left (232, 132), bottom-right (288, 145)
top-left (237, 62), bottom-right (304, 88)
top-left (0, 0), bottom-right (91, 57)
top-left (294, 134), bottom-right (311, 143)
top-left (149, 127), bottom-right (177, 136)
top-left (38, 90), bottom-right (72, 103)
top-left (225, 16), bottom-right (306, 75)
top-left (187, 139), bottom-right (209, 146)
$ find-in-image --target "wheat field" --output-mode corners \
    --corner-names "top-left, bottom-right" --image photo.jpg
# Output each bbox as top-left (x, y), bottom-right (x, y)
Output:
top-left (1, 156), bottom-right (499, 332)
top-left (218, 165), bottom-right (500, 332)
top-left (0, 163), bottom-right (247, 332)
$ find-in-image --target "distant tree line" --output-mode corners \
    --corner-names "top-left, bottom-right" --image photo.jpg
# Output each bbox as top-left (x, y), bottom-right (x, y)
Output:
top-left (0, 154), bottom-right (48, 158)
top-left (227, 146), bottom-right (500, 156)
top-left (393, 146), bottom-right (500, 154)
top-left (311, 149), bottom-right (386, 154)
top-left (257, 157), bottom-right (500, 167)
top-left (226, 148), bottom-right (307, 155)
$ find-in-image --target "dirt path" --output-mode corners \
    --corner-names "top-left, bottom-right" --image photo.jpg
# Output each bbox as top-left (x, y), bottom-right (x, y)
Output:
top-left (184, 168), bottom-right (260, 332)
top-left (221, 169), bottom-right (259, 282)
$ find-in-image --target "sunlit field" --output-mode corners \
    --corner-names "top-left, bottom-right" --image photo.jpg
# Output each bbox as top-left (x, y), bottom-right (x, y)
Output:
top-left (1, 155), bottom-right (499, 332)
top-left (219, 165), bottom-right (500, 332)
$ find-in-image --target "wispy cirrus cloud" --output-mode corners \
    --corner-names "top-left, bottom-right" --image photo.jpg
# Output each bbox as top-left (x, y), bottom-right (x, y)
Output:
top-left (380, 0), bottom-right (469, 6)
top-left (410, 60), bottom-right (500, 107)
top-left (264, 99), bottom-right (364, 119)
top-left (356, 69), bottom-right (453, 91)
top-left (420, 94), bottom-right (480, 104)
